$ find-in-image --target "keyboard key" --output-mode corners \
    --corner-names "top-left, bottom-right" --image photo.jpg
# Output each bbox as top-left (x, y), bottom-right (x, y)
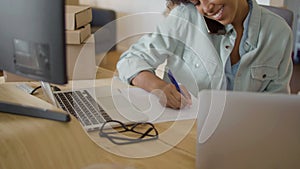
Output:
top-left (54, 90), bottom-right (111, 131)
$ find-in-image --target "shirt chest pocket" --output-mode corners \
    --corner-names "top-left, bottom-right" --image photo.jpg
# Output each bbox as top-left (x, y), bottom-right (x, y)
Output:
top-left (182, 48), bottom-right (219, 73)
top-left (251, 66), bottom-right (278, 80)
top-left (182, 52), bottom-right (205, 71)
top-left (181, 50), bottom-right (216, 91)
top-left (250, 66), bottom-right (278, 91)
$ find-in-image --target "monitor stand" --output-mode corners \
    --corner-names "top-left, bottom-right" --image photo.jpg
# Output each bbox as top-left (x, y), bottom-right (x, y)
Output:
top-left (0, 81), bottom-right (71, 122)
top-left (40, 81), bottom-right (59, 106)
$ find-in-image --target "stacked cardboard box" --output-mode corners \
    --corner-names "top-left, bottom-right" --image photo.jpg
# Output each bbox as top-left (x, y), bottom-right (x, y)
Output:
top-left (65, 5), bottom-right (92, 44)
top-left (65, 0), bottom-right (79, 5)
top-left (65, 5), bottom-right (97, 80)
top-left (66, 35), bottom-right (97, 80)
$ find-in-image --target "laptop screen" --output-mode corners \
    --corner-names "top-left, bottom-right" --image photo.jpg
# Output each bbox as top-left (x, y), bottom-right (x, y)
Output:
top-left (196, 90), bottom-right (300, 169)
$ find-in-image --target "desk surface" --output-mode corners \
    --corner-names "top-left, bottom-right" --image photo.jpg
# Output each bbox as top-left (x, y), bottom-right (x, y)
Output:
top-left (0, 79), bottom-right (197, 169)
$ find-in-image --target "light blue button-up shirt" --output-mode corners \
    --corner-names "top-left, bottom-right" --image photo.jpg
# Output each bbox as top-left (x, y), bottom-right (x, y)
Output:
top-left (225, 0), bottom-right (253, 90)
top-left (117, 0), bottom-right (293, 96)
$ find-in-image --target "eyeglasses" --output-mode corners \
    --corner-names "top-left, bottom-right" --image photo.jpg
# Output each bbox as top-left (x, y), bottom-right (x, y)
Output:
top-left (99, 120), bottom-right (159, 145)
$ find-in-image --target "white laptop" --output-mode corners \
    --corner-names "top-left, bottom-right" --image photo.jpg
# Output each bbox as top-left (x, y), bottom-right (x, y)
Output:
top-left (51, 85), bottom-right (148, 131)
top-left (196, 90), bottom-right (300, 169)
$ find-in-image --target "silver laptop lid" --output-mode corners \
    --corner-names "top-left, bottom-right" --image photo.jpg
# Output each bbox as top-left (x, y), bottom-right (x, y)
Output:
top-left (196, 90), bottom-right (300, 169)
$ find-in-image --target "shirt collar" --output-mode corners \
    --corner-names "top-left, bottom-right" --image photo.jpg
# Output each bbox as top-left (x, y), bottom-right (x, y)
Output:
top-left (246, 0), bottom-right (261, 49)
top-left (224, 0), bottom-right (261, 50)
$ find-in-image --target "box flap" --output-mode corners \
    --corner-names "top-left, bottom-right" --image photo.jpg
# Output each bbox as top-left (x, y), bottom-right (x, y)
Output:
top-left (66, 24), bottom-right (91, 44)
top-left (65, 5), bottom-right (92, 30)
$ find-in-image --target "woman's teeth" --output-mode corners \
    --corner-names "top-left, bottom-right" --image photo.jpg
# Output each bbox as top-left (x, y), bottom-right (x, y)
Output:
top-left (212, 7), bottom-right (224, 20)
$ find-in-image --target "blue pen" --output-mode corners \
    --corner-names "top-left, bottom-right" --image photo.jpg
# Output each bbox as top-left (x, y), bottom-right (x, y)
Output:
top-left (167, 69), bottom-right (186, 97)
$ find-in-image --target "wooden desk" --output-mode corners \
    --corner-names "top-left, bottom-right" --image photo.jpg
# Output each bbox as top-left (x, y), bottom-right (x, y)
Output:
top-left (0, 79), bottom-right (197, 169)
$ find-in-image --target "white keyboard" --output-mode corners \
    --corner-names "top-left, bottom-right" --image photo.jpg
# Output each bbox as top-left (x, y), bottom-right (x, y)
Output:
top-left (54, 90), bottom-right (112, 131)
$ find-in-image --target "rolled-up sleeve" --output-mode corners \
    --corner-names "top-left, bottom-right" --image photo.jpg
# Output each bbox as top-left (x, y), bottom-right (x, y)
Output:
top-left (116, 4), bottom-right (201, 84)
top-left (116, 32), bottom-right (177, 83)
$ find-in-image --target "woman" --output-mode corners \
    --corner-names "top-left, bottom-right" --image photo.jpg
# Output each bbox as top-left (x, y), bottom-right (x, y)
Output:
top-left (117, 0), bottom-right (293, 109)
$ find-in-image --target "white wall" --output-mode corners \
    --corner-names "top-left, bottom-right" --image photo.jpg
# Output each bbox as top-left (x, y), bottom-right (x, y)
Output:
top-left (256, 0), bottom-right (271, 5)
top-left (256, 0), bottom-right (285, 7)
top-left (81, 0), bottom-right (165, 14)
top-left (79, 0), bottom-right (167, 50)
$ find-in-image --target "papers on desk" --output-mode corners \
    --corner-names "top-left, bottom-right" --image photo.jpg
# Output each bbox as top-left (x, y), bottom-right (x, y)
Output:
top-left (119, 88), bottom-right (199, 123)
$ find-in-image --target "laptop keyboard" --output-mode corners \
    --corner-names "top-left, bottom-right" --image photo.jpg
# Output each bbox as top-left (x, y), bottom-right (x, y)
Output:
top-left (54, 90), bottom-right (112, 131)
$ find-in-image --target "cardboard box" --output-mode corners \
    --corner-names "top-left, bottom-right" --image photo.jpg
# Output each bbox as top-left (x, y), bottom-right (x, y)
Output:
top-left (65, 5), bottom-right (92, 30)
top-left (66, 24), bottom-right (91, 44)
top-left (65, 0), bottom-right (79, 5)
top-left (66, 35), bottom-right (97, 80)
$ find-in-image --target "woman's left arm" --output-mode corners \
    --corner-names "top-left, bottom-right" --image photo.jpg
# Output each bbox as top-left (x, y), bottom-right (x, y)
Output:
top-left (265, 30), bottom-right (293, 93)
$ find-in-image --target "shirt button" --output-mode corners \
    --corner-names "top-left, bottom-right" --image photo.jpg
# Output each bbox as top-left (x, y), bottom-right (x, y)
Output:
top-left (195, 63), bottom-right (200, 68)
top-left (225, 45), bottom-right (230, 49)
top-left (262, 74), bottom-right (267, 78)
top-left (244, 43), bottom-right (250, 51)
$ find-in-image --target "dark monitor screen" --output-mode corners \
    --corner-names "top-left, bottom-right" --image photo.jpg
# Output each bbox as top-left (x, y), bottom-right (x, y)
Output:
top-left (0, 0), bottom-right (67, 84)
top-left (0, 0), bottom-right (70, 122)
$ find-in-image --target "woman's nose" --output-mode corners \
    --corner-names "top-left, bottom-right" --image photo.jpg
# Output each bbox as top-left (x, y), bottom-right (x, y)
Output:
top-left (202, 1), bottom-right (214, 14)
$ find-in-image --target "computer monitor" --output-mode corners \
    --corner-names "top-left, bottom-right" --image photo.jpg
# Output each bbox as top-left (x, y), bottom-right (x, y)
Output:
top-left (0, 0), bottom-right (70, 122)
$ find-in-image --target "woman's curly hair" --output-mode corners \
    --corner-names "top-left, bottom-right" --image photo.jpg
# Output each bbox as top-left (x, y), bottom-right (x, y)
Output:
top-left (168, 0), bottom-right (190, 4)
top-left (166, 0), bottom-right (191, 10)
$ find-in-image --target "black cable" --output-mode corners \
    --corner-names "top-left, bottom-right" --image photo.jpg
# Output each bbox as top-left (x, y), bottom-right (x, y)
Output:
top-left (30, 86), bottom-right (41, 95)
top-left (30, 85), bottom-right (61, 95)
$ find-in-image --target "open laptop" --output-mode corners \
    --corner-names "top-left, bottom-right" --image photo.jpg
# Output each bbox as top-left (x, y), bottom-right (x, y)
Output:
top-left (50, 85), bottom-right (148, 131)
top-left (196, 90), bottom-right (300, 169)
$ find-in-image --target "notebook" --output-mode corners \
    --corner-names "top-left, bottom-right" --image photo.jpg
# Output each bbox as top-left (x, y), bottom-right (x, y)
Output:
top-left (196, 90), bottom-right (300, 169)
top-left (52, 86), bottom-right (149, 131)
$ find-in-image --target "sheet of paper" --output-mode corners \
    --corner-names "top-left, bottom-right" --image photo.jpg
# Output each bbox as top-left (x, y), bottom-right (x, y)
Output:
top-left (119, 88), bottom-right (199, 123)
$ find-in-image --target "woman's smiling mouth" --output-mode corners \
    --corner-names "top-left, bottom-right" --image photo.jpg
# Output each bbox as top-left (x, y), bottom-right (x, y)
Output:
top-left (209, 6), bottom-right (224, 21)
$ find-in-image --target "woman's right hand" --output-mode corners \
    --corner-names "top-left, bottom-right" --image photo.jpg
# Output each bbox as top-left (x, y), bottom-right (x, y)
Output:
top-left (132, 71), bottom-right (192, 109)
top-left (155, 83), bottom-right (192, 109)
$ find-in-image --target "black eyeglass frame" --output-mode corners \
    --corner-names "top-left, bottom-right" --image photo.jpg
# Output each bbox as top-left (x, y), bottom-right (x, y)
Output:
top-left (99, 120), bottom-right (159, 145)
